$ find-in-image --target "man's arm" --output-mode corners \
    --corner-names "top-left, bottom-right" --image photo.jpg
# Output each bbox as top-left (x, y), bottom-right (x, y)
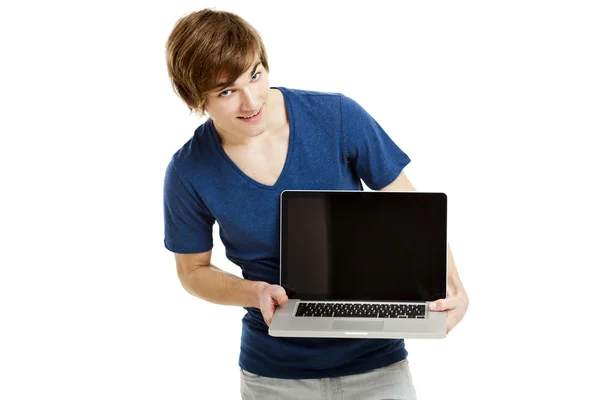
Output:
top-left (175, 250), bottom-right (265, 308)
top-left (174, 251), bottom-right (288, 326)
top-left (379, 171), bottom-right (469, 333)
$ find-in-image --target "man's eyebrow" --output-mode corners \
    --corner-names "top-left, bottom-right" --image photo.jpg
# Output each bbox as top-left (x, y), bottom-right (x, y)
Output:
top-left (249, 61), bottom-right (261, 78)
top-left (212, 61), bottom-right (262, 92)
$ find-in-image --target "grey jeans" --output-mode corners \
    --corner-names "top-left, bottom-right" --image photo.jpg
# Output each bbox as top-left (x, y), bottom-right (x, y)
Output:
top-left (240, 359), bottom-right (417, 400)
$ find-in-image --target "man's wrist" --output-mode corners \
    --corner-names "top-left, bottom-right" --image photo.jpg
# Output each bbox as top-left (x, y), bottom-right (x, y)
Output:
top-left (250, 280), bottom-right (270, 308)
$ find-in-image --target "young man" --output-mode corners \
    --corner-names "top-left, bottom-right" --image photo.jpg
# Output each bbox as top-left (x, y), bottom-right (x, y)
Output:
top-left (163, 9), bottom-right (468, 399)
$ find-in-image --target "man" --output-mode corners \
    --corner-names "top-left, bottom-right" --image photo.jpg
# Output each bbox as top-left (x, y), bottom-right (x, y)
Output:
top-left (163, 9), bottom-right (469, 399)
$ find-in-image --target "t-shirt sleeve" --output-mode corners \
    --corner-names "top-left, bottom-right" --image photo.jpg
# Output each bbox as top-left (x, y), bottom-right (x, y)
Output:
top-left (340, 94), bottom-right (411, 190)
top-left (163, 159), bottom-right (215, 254)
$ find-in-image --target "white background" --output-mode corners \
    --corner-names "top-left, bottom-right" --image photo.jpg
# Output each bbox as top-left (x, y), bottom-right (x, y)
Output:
top-left (1, 1), bottom-right (599, 399)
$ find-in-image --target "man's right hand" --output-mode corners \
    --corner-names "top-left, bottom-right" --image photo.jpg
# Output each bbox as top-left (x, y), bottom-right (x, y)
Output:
top-left (258, 284), bottom-right (288, 327)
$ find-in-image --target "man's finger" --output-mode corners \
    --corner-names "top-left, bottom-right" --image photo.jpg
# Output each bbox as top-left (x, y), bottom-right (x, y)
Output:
top-left (262, 300), bottom-right (276, 325)
top-left (429, 297), bottom-right (458, 311)
top-left (270, 285), bottom-right (287, 298)
top-left (446, 313), bottom-right (460, 334)
top-left (263, 307), bottom-right (274, 323)
top-left (269, 286), bottom-right (288, 306)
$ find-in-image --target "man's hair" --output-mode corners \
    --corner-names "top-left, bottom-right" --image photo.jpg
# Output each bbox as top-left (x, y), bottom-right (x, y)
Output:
top-left (165, 9), bottom-right (269, 115)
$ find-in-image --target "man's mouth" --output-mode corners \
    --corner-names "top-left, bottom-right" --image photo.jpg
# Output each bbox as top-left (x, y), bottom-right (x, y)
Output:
top-left (237, 106), bottom-right (262, 121)
top-left (240, 110), bottom-right (259, 118)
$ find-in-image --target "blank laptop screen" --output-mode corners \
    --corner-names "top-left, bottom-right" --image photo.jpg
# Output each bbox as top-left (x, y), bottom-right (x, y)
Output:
top-left (280, 191), bottom-right (447, 302)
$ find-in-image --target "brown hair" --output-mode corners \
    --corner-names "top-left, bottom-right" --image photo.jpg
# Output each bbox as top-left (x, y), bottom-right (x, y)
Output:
top-left (165, 9), bottom-right (270, 115)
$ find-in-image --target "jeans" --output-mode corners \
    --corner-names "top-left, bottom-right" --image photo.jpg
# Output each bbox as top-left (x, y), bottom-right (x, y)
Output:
top-left (240, 358), bottom-right (417, 400)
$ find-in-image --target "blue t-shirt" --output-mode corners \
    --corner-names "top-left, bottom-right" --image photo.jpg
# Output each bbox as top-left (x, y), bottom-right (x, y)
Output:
top-left (163, 87), bottom-right (412, 379)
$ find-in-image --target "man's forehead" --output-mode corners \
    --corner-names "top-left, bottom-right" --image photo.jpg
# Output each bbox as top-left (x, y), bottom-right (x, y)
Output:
top-left (212, 59), bottom-right (262, 91)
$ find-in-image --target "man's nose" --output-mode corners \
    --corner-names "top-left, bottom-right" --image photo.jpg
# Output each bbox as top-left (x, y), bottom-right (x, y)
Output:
top-left (240, 87), bottom-right (258, 111)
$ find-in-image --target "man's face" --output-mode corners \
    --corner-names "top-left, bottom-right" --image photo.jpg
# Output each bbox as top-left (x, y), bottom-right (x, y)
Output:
top-left (203, 58), bottom-right (270, 141)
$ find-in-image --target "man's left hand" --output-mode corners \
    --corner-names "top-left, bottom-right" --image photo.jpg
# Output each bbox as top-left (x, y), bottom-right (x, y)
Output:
top-left (429, 291), bottom-right (469, 334)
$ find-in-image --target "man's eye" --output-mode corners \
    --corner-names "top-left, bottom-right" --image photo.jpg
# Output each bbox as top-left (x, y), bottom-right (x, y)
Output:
top-left (251, 72), bottom-right (261, 81)
top-left (220, 90), bottom-right (232, 97)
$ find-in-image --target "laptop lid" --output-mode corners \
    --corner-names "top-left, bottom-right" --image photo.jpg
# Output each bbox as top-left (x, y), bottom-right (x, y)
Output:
top-left (280, 191), bottom-right (447, 302)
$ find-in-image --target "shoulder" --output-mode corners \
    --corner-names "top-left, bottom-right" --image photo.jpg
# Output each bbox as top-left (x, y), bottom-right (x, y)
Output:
top-left (276, 87), bottom-right (360, 122)
top-left (167, 120), bottom-right (218, 182)
top-left (276, 86), bottom-right (346, 106)
top-left (277, 87), bottom-right (365, 113)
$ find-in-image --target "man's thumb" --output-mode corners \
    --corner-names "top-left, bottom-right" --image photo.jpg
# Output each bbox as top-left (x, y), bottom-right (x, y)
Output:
top-left (270, 286), bottom-right (288, 305)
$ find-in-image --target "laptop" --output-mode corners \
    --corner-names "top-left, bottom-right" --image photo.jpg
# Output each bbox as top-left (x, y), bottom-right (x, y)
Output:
top-left (269, 190), bottom-right (447, 339)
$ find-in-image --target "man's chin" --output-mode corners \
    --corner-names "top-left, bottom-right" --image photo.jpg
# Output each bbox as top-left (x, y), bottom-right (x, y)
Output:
top-left (246, 129), bottom-right (266, 138)
top-left (239, 122), bottom-right (267, 137)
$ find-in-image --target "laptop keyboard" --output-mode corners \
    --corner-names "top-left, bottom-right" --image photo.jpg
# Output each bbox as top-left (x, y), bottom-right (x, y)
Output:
top-left (294, 302), bottom-right (426, 318)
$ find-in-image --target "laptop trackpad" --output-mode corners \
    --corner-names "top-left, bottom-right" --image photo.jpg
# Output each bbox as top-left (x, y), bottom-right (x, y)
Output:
top-left (332, 320), bottom-right (384, 331)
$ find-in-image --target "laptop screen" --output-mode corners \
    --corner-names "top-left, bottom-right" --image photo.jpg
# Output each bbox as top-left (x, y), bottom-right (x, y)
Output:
top-left (280, 191), bottom-right (447, 302)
